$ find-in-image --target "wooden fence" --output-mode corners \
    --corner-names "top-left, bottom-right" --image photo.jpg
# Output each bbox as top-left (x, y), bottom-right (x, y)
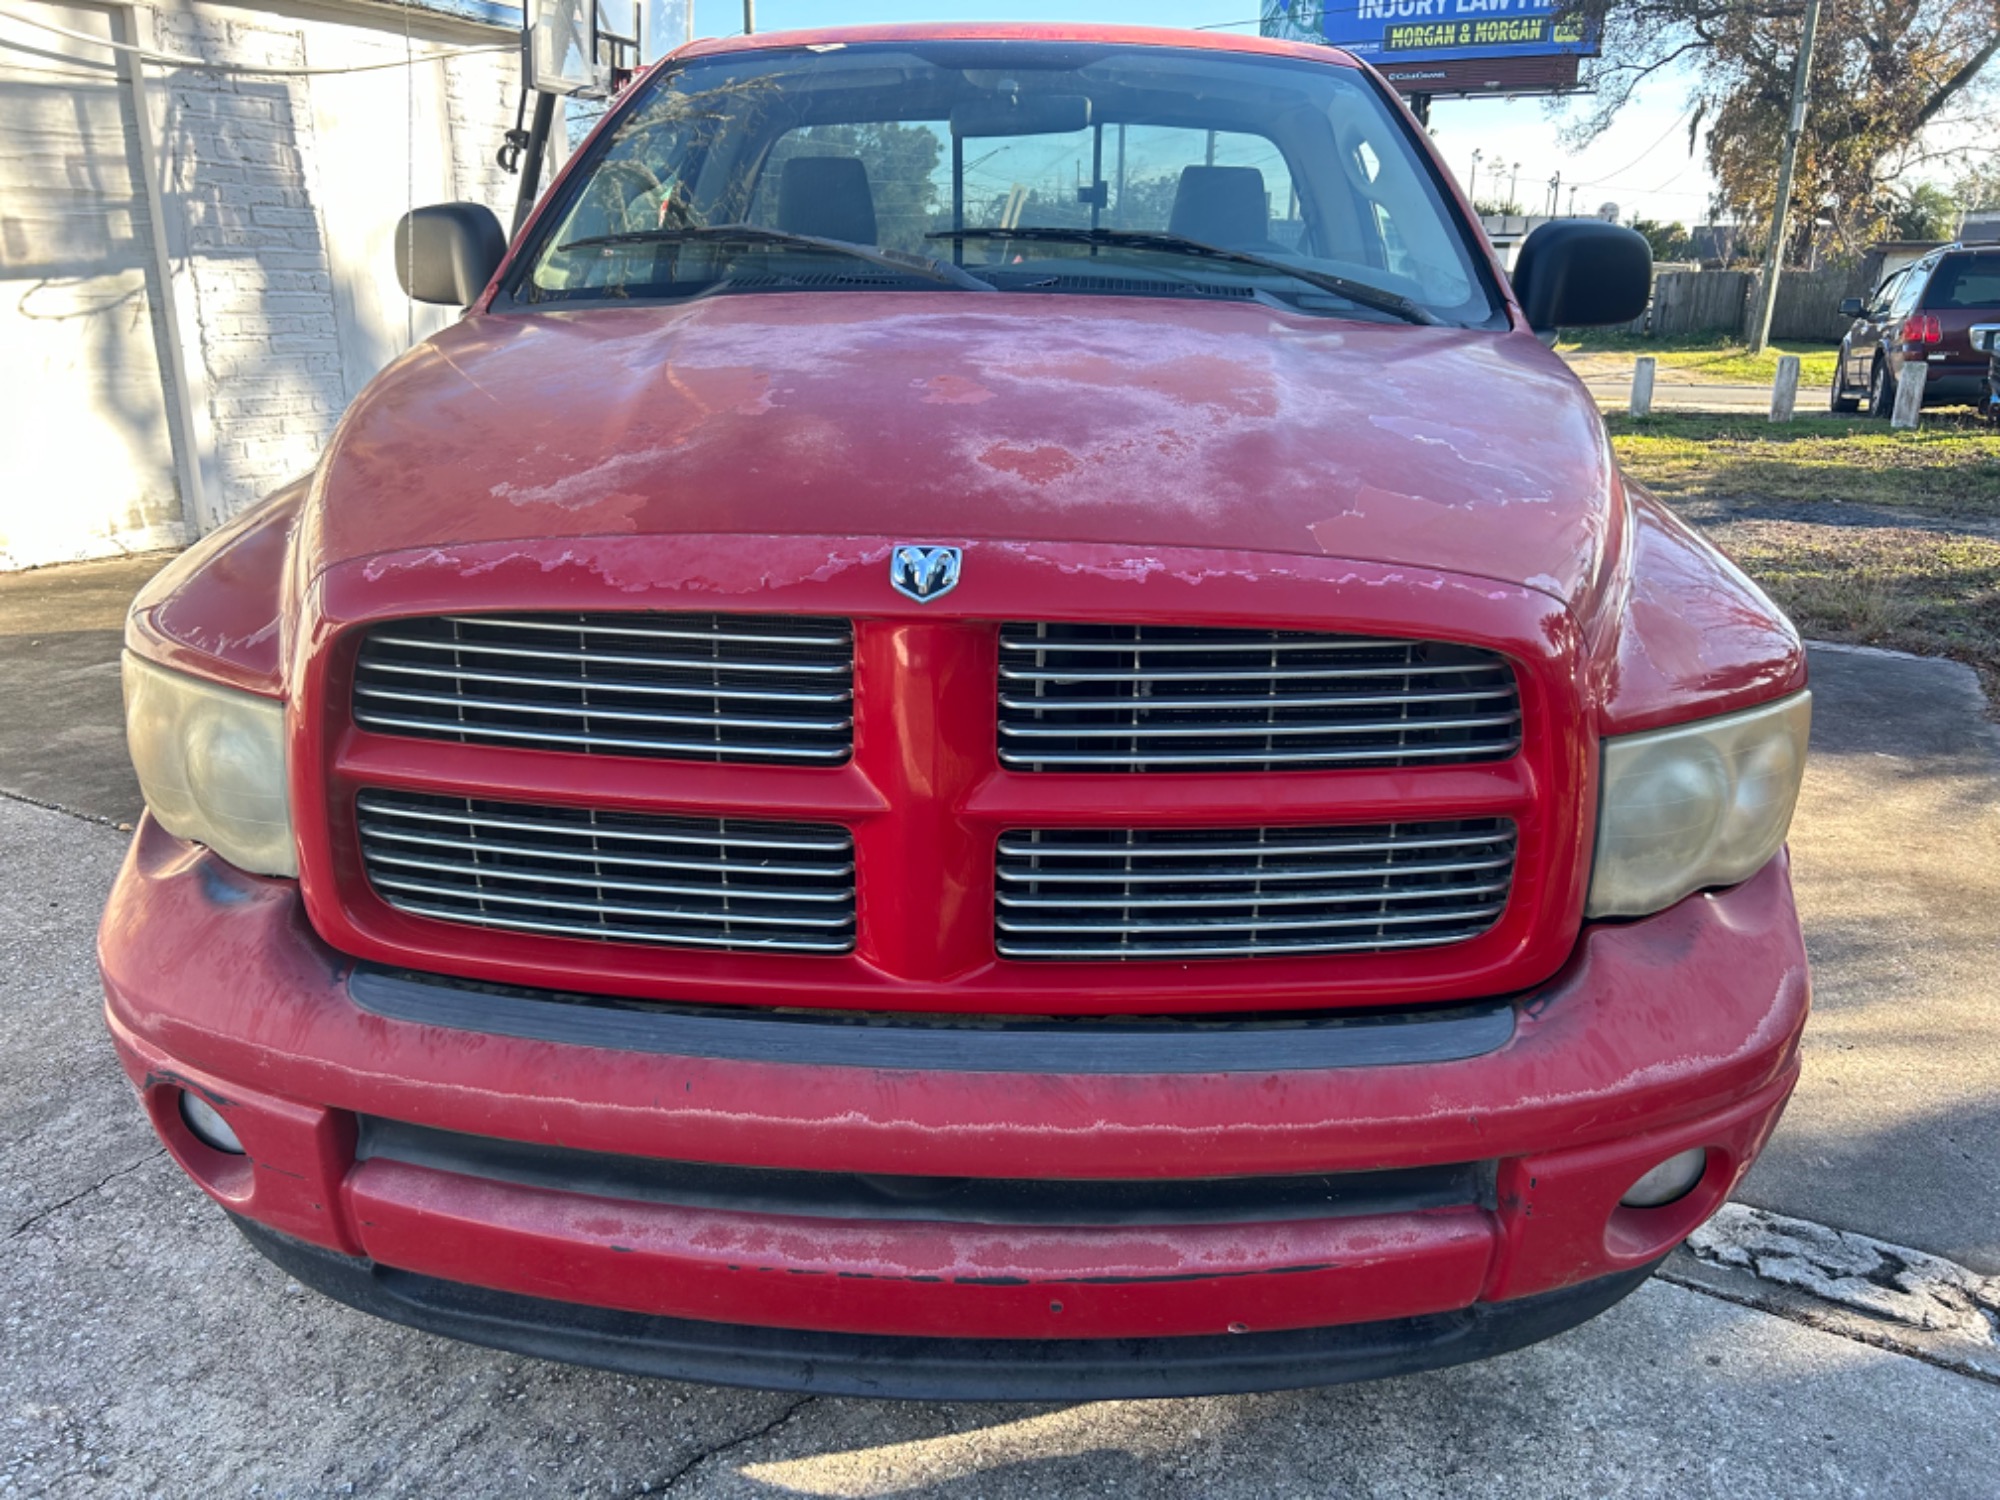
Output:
top-left (1619, 266), bottom-right (1871, 341)
top-left (1646, 271), bottom-right (1752, 336)
top-left (1768, 266), bottom-right (1870, 341)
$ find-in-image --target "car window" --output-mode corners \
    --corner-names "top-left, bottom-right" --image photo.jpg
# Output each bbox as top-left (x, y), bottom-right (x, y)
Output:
top-left (516, 41), bottom-right (1497, 325)
top-left (1866, 270), bottom-right (1905, 319)
top-left (1890, 265), bottom-right (1930, 320)
top-left (1924, 254), bottom-right (2000, 310)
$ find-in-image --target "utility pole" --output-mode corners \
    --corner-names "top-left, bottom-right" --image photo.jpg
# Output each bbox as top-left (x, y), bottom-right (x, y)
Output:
top-left (1548, 173), bottom-right (1561, 216)
top-left (1568, 185), bottom-right (1578, 216)
top-left (742, 0), bottom-right (754, 34)
top-left (1469, 149), bottom-right (1482, 203)
top-left (1747, 0), bottom-right (1822, 354)
top-left (1510, 161), bottom-right (1520, 211)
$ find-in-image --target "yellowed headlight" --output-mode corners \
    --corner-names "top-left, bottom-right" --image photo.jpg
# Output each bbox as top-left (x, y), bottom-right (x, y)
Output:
top-left (123, 653), bottom-right (296, 877)
top-left (1587, 692), bottom-right (1810, 919)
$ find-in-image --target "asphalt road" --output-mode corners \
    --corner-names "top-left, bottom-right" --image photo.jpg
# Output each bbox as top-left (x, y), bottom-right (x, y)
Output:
top-left (3, 557), bottom-right (1998, 1495)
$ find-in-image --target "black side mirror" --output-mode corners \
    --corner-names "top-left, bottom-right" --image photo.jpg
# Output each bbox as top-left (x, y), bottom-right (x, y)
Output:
top-left (1509, 220), bottom-right (1652, 332)
top-left (1838, 298), bottom-right (1864, 318)
top-left (394, 203), bottom-right (507, 306)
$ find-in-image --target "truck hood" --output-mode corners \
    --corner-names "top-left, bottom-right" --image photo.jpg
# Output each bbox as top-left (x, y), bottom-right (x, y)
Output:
top-left (308, 294), bottom-right (1616, 611)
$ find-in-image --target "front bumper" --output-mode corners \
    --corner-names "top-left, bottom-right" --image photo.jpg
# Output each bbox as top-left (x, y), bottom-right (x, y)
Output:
top-left (100, 817), bottom-right (1808, 1395)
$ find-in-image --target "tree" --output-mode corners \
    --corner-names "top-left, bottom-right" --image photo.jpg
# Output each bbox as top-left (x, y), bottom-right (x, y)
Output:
top-left (1955, 155), bottom-right (2000, 211)
top-left (1564, 0), bottom-right (2000, 259)
top-left (1629, 218), bottom-right (1693, 260)
top-left (1883, 182), bottom-right (1959, 240)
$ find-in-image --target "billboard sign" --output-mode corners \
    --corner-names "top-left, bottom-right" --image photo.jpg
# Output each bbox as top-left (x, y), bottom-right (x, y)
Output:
top-left (1261, 0), bottom-right (1595, 68)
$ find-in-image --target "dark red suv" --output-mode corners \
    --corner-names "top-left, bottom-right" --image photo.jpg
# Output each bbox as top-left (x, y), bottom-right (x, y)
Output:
top-left (1833, 244), bottom-right (2000, 415)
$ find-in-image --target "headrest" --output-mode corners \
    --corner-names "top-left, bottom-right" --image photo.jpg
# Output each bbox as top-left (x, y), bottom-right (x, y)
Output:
top-left (1169, 165), bottom-right (1270, 248)
top-left (776, 156), bottom-right (878, 245)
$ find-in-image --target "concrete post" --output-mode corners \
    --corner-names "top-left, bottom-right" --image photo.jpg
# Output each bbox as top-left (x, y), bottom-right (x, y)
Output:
top-left (1891, 363), bottom-right (1927, 430)
top-left (1770, 355), bottom-right (1800, 422)
top-left (1630, 356), bottom-right (1656, 418)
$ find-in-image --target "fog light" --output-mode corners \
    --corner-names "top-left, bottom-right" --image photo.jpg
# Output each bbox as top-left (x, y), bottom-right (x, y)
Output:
top-left (1619, 1147), bottom-right (1706, 1208)
top-left (179, 1091), bottom-right (245, 1155)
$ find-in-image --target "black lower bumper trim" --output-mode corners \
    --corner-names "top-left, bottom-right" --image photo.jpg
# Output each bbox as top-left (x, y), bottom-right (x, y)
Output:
top-left (233, 1216), bottom-right (1661, 1401)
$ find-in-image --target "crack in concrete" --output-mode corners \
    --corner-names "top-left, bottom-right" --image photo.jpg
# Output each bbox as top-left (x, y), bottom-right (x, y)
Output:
top-left (1685, 1204), bottom-right (2000, 1345)
top-left (0, 785), bottom-right (130, 832)
top-left (639, 1396), bottom-right (816, 1497)
top-left (6, 1148), bottom-right (167, 1241)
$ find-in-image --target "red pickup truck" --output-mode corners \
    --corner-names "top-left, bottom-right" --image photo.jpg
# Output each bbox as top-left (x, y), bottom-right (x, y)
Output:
top-left (100, 24), bottom-right (1812, 1399)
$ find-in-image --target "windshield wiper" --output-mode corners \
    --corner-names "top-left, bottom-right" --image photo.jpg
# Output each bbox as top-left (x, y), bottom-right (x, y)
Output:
top-left (924, 227), bottom-right (1438, 325)
top-left (555, 224), bottom-right (994, 293)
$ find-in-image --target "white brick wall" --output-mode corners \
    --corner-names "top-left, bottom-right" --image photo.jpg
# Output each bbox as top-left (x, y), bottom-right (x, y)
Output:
top-left (146, 0), bottom-right (520, 525)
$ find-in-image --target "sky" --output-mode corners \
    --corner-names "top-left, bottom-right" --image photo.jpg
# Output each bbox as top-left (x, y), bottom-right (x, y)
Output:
top-left (675, 0), bottom-right (1723, 226)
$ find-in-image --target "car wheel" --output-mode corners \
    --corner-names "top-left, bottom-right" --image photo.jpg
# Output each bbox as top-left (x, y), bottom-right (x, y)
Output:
top-left (1830, 360), bottom-right (1859, 413)
top-left (1867, 358), bottom-right (1892, 418)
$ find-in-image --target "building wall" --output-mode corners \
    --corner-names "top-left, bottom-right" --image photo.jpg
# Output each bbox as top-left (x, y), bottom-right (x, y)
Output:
top-left (0, 1), bottom-right (188, 569)
top-left (146, 0), bottom-right (520, 530)
top-left (0, 0), bottom-right (525, 569)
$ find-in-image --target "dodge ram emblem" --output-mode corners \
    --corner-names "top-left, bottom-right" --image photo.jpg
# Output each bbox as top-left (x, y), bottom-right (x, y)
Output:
top-left (890, 545), bottom-right (962, 603)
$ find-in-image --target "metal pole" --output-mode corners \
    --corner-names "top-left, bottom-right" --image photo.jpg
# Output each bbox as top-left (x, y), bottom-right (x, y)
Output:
top-left (1115, 122), bottom-right (1126, 227)
top-left (742, 0), bottom-right (753, 34)
top-left (1747, 0), bottom-right (1822, 354)
top-left (1468, 151), bottom-right (1480, 203)
top-left (511, 91), bottom-right (557, 239)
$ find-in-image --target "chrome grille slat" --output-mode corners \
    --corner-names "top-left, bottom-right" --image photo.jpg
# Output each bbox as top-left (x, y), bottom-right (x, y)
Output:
top-left (362, 660), bottom-right (852, 705)
top-left (364, 852), bottom-right (856, 903)
top-left (997, 623), bottom-right (1520, 773)
top-left (998, 713), bottom-right (1520, 741)
top-left (350, 715), bottom-right (851, 761)
top-left (447, 615), bottom-right (851, 647)
top-left (358, 797), bottom-right (848, 851)
top-left (997, 878), bottom-right (1512, 910)
top-left (995, 820), bottom-right (1516, 961)
top-left (998, 904), bottom-right (1508, 937)
top-left (367, 635), bottom-right (854, 676)
top-left (357, 791), bottom-right (855, 955)
top-left (354, 612), bottom-right (854, 764)
top-left (359, 824), bottom-right (850, 877)
top-left (998, 688), bottom-right (1509, 711)
top-left (369, 875), bottom-right (857, 929)
top-left (992, 857), bottom-right (1514, 885)
top-left (355, 685), bottom-right (852, 735)
top-left (995, 831), bottom-right (1504, 859)
top-left (375, 901), bottom-right (855, 954)
top-left (999, 661), bottom-right (1505, 684)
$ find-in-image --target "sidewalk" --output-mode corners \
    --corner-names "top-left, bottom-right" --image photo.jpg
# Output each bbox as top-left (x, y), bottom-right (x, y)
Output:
top-left (1563, 350), bottom-right (1783, 415)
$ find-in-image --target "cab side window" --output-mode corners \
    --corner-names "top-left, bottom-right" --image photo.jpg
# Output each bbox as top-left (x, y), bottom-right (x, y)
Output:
top-left (1866, 270), bottom-right (1905, 320)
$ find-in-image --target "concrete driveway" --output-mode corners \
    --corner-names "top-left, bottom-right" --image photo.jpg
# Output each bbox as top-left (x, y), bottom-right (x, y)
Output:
top-left (3, 557), bottom-right (1998, 1496)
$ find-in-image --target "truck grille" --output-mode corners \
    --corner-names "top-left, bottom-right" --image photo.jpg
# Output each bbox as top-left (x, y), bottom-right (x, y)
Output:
top-left (997, 624), bottom-right (1519, 772)
top-left (353, 613), bottom-right (853, 765)
top-left (995, 820), bottom-right (1515, 960)
top-left (356, 790), bottom-right (856, 954)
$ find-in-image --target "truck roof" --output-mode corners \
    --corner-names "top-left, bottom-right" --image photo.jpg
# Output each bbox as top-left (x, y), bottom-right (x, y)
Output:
top-left (677, 21), bottom-right (1362, 70)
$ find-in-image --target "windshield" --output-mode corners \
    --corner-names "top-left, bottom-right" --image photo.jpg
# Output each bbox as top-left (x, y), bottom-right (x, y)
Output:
top-left (513, 39), bottom-right (1499, 325)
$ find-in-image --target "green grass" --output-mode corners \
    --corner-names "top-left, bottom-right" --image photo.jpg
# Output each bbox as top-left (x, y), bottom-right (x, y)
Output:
top-left (1607, 410), bottom-right (2000, 702)
top-left (1559, 330), bottom-right (1842, 390)
top-left (1707, 521), bottom-right (2000, 703)
top-left (1606, 412), bottom-right (2000, 517)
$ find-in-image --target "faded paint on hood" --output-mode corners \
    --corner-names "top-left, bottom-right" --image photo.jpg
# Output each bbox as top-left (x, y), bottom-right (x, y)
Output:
top-left (308, 294), bottom-right (1616, 610)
